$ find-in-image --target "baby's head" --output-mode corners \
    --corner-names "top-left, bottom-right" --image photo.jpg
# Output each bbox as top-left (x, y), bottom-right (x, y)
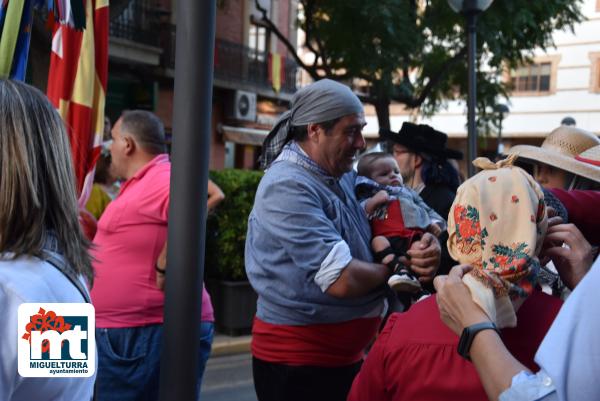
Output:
top-left (357, 152), bottom-right (403, 187)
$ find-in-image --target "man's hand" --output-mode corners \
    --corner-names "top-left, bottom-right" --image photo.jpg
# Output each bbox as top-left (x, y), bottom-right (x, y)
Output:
top-left (156, 242), bottom-right (167, 291)
top-left (434, 265), bottom-right (489, 336)
top-left (540, 223), bottom-right (595, 290)
top-left (538, 215), bottom-right (563, 266)
top-left (403, 232), bottom-right (441, 284)
top-left (427, 223), bottom-right (443, 237)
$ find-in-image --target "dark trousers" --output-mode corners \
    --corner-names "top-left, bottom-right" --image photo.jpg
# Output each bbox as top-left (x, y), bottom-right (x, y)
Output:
top-left (252, 357), bottom-right (362, 401)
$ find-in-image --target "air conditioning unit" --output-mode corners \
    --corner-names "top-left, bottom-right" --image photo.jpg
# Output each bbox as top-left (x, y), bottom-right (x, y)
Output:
top-left (228, 90), bottom-right (257, 122)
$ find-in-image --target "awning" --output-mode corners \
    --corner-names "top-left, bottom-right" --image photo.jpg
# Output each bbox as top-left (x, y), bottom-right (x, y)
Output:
top-left (219, 124), bottom-right (379, 146)
top-left (219, 124), bottom-right (269, 146)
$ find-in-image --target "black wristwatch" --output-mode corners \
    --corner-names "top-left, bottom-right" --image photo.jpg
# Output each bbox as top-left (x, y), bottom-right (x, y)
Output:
top-left (457, 321), bottom-right (500, 361)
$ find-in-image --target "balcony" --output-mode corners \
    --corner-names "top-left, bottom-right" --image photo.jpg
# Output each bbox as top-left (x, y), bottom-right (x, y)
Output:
top-left (108, 0), bottom-right (165, 65)
top-left (162, 25), bottom-right (297, 96)
top-left (214, 39), bottom-right (297, 94)
top-left (110, 0), bottom-right (163, 47)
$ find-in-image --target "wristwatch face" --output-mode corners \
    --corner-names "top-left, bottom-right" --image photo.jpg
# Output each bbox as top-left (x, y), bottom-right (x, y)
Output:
top-left (457, 327), bottom-right (473, 360)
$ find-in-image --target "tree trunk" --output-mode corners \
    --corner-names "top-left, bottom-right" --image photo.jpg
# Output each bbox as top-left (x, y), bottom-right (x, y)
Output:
top-left (374, 98), bottom-right (391, 132)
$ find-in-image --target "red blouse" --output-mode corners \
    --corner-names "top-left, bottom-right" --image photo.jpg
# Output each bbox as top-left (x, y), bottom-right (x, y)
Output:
top-left (550, 189), bottom-right (600, 246)
top-left (348, 291), bottom-right (562, 401)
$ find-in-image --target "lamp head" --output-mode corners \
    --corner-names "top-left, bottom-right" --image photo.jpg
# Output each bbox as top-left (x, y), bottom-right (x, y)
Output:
top-left (447, 0), bottom-right (494, 14)
top-left (494, 104), bottom-right (510, 116)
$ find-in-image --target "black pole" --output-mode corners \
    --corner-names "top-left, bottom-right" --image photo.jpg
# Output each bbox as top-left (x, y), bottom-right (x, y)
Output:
top-left (158, 1), bottom-right (216, 400)
top-left (497, 114), bottom-right (503, 157)
top-left (466, 12), bottom-right (478, 177)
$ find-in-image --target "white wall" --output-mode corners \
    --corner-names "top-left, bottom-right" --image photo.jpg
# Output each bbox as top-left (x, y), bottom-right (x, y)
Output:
top-left (374, 0), bottom-right (600, 139)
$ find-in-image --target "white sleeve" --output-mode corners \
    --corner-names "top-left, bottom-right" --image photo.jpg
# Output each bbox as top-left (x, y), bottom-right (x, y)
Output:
top-left (0, 284), bottom-right (24, 400)
top-left (499, 370), bottom-right (558, 401)
top-left (314, 240), bottom-right (353, 292)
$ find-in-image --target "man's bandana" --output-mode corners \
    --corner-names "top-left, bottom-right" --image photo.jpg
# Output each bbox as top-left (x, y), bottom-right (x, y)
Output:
top-left (260, 79), bottom-right (363, 169)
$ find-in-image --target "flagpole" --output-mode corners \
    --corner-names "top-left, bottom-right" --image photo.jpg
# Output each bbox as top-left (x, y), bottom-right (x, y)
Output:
top-left (158, 0), bottom-right (216, 400)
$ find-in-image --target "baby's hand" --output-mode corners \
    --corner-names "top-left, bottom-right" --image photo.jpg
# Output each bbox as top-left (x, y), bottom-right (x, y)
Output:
top-left (365, 190), bottom-right (390, 215)
top-left (427, 223), bottom-right (443, 237)
top-left (372, 190), bottom-right (389, 205)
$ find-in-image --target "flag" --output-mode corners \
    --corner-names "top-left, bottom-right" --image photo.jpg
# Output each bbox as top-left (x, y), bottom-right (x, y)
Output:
top-left (268, 52), bottom-right (284, 93)
top-left (46, 0), bottom-right (108, 205)
top-left (0, 0), bottom-right (34, 80)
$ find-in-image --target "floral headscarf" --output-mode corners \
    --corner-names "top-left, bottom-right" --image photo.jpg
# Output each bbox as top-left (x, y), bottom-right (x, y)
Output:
top-left (447, 155), bottom-right (547, 328)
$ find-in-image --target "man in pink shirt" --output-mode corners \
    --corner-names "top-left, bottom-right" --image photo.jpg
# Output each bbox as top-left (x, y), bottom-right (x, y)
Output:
top-left (91, 110), bottom-right (214, 401)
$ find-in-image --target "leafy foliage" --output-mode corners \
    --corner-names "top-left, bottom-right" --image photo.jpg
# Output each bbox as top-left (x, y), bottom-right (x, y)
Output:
top-left (205, 169), bottom-right (263, 281)
top-left (256, 0), bottom-right (583, 129)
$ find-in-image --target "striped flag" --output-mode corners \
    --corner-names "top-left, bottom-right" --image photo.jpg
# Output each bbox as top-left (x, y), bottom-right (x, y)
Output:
top-left (0, 0), bottom-right (34, 80)
top-left (268, 52), bottom-right (284, 93)
top-left (46, 0), bottom-right (108, 204)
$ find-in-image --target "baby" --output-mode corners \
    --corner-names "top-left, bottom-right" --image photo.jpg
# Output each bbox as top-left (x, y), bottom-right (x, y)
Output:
top-left (356, 152), bottom-right (446, 293)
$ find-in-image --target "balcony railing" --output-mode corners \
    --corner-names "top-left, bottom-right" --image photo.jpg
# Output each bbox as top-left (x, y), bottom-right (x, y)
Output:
top-left (109, 0), bottom-right (163, 47)
top-left (162, 25), bottom-right (297, 94)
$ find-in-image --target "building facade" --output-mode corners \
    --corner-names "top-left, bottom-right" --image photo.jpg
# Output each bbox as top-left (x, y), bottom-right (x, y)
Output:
top-left (153, 0), bottom-right (299, 170)
top-left (363, 0), bottom-right (600, 171)
top-left (29, 0), bottom-right (299, 171)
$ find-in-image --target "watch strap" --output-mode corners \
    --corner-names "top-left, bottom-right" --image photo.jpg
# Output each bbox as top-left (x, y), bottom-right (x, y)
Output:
top-left (457, 321), bottom-right (500, 361)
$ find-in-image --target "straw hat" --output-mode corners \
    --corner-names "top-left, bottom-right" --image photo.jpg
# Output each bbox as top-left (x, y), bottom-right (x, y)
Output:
top-left (576, 144), bottom-right (600, 167)
top-left (507, 126), bottom-right (600, 183)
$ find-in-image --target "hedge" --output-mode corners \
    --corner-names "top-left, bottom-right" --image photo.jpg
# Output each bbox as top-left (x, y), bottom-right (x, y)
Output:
top-left (205, 169), bottom-right (263, 281)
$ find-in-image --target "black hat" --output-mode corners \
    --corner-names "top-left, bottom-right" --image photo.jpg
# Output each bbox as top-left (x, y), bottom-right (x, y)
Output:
top-left (380, 122), bottom-right (463, 160)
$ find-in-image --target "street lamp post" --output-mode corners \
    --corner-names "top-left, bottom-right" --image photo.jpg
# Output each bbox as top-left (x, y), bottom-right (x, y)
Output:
top-left (561, 116), bottom-right (576, 126)
top-left (447, 0), bottom-right (494, 177)
top-left (494, 103), bottom-right (509, 156)
top-left (158, 1), bottom-right (216, 400)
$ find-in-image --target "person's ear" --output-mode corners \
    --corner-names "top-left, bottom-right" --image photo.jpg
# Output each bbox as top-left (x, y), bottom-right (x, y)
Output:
top-left (414, 153), bottom-right (424, 169)
top-left (307, 123), bottom-right (321, 143)
top-left (123, 135), bottom-right (136, 156)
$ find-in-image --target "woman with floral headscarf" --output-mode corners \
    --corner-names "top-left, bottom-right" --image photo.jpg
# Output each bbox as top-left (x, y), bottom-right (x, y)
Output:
top-left (435, 160), bottom-right (598, 401)
top-left (348, 156), bottom-right (564, 401)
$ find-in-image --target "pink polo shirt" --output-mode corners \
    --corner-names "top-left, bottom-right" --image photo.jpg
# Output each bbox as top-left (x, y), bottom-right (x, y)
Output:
top-left (91, 154), bottom-right (214, 328)
top-left (91, 154), bottom-right (170, 327)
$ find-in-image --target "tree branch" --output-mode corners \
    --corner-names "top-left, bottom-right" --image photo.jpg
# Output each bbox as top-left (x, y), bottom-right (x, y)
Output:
top-left (302, 2), bottom-right (321, 57)
top-left (253, 0), bottom-right (320, 80)
top-left (395, 46), bottom-right (467, 108)
top-left (302, 1), bottom-right (334, 77)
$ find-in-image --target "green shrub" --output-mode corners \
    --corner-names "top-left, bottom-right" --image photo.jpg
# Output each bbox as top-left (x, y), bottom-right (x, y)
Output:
top-left (205, 169), bottom-right (263, 281)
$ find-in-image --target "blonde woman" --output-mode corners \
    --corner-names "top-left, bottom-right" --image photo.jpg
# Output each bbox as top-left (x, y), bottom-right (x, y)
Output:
top-left (0, 80), bottom-right (94, 399)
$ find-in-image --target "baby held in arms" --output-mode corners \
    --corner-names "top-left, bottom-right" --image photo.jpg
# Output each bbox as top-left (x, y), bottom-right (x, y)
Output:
top-left (356, 152), bottom-right (445, 294)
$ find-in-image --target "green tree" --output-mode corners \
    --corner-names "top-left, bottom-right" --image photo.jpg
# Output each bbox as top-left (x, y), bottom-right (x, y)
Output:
top-left (256, 0), bottom-right (583, 129)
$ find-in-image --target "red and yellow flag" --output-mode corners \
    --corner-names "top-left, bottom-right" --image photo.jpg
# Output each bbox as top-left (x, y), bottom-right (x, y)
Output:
top-left (268, 52), bottom-right (284, 93)
top-left (46, 0), bottom-right (108, 204)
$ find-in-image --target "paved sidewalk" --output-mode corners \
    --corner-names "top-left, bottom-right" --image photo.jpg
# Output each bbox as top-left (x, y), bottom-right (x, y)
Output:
top-left (211, 334), bottom-right (252, 357)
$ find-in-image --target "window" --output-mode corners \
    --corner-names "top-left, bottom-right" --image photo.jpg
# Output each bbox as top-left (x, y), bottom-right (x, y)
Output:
top-left (596, 60), bottom-right (600, 91)
top-left (248, 0), bottom-right (272, 61)
top-left (510, 63), bottom-right (552, 93)
top-left (590, 52), bottom-right (600, 93)
top-left (248, 24), bottom-right (269, 54)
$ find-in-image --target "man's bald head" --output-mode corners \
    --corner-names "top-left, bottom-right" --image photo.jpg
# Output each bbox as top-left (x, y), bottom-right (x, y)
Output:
top-left (120, 110), bottom-right (166, 155)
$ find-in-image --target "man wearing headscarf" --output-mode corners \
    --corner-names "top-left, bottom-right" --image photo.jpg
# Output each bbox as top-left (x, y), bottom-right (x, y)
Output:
top-left (246, 79), bottom-right (441, 401)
